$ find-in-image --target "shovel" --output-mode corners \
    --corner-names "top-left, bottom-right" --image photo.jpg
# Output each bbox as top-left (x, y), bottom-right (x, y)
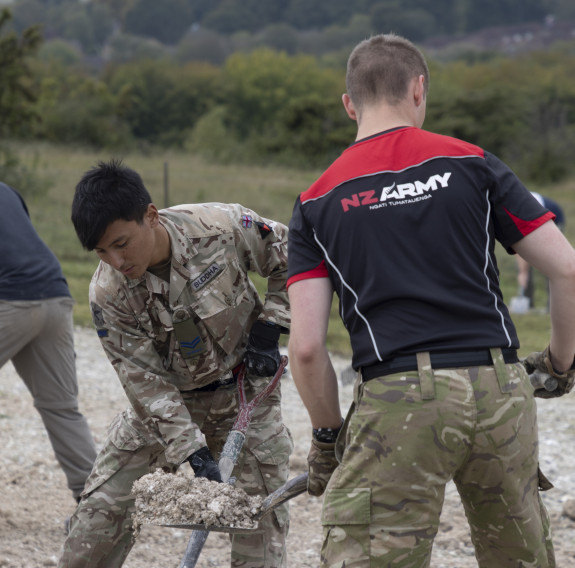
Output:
top-left (529, 370), bottom-right (558, 392)
top-left (164, 471), bottom-right (308, 534)
top-left (178, 355), bottom-right (289, 568)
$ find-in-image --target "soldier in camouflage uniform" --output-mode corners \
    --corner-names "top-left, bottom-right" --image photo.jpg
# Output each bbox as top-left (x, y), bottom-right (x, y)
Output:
top-left (286, 34), bottom-right (575, 567)
top-left (58, 160), bottom-right (293, 568)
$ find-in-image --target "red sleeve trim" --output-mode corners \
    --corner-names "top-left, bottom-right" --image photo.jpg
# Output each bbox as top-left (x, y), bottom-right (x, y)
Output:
top-left (503, 209), bottom-right (556, 236)
top-left (287, 261), bottom-right (329, 289)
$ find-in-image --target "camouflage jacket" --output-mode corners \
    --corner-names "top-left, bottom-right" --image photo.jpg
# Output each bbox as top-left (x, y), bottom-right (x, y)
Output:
top-left (89, 203), bottom-right (290, 464)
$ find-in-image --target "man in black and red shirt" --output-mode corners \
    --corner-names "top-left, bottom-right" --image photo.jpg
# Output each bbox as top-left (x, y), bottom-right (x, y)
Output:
top-left (287, 33), bottom-right (575, 568)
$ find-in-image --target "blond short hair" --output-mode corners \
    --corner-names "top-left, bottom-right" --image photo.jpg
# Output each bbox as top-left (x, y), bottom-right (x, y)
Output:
top-left (346, 33), bottom-right (430, 112)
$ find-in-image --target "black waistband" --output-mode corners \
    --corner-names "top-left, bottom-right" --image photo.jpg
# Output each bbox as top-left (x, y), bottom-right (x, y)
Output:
top-left (361, 348), bottom-right (519, 382)
top-left (191, 364), bottom-right (244, 392)
top-left (194, 375), bottom-right (237, 392)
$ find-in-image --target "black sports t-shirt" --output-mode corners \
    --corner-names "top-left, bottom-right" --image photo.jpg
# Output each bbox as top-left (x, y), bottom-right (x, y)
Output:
top-left (288, 127), bottom-right (553, 369)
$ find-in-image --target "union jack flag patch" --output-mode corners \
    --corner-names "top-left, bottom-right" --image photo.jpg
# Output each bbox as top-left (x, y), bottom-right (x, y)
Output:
top-left (241, 215), bottom-right (253, 228)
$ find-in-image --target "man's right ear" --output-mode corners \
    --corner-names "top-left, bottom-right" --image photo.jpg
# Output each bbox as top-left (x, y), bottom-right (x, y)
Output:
top-left (342, 93), bottom-right (357, 121)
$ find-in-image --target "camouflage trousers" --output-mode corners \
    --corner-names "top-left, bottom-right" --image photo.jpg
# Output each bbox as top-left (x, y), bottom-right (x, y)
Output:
top-left (58, 375), bottom-right (293, 568)
top-left (321, 349), bottom-right (555, 568)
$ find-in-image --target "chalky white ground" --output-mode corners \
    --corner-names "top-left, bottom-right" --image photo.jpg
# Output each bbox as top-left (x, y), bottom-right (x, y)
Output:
top-left (0, 326), bottom-right (574, 567)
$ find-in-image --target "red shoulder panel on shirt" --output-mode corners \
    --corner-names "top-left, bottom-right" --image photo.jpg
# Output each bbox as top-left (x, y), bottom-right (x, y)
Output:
top-left (503, 209), bottom-right (556, 237)
top-left (300, 127), bottom-right (484, 204)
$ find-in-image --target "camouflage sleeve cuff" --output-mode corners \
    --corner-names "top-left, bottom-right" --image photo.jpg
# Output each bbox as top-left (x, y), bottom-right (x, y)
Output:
top-left (165, 436), bottom-right (207, 467)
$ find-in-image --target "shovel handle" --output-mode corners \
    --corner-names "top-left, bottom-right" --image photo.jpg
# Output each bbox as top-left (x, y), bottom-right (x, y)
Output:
top-left (179, 356), bottom-right (288, 568)
top-left (233, 355), bottom-right (288, 432)
top-left (529, 370), bottom-right (558, 392)
top-left (179, 531), bottom-right (209, 568)
top-left (257, 472), bottom-right (308, 520)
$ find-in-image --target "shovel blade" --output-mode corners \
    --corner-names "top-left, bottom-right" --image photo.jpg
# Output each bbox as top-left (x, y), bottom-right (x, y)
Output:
top-left (161, 522), bottom-right (262, 534)
top-left (162, 472), bottom-right (309, 534)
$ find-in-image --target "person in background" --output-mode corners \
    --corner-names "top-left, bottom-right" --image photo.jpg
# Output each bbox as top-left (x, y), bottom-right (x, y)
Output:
top-left (58, 159), bottom-right (293, 568)
top-left (287, 33), bottom-right (575, 567)
top-left (515, 192), bottom-right (566, 310)
top-left (0, 182), bottom-right (97, 505)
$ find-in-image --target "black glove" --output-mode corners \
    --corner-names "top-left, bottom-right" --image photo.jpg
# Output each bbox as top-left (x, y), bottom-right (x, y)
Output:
top-left (187, 446), bottom-right (222, 482)
top-left (243, 320), bottom-right (282, 377)
top-left (523, 346), bottom-right (575, 399)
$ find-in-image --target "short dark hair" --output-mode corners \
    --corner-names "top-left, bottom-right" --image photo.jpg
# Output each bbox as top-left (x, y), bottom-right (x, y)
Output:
top-left (71, 159), bottom-right (152, 250)
top-left (346, 33), bottom-right (430, 113)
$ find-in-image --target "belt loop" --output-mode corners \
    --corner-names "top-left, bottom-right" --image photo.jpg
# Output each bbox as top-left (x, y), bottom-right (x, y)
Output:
top-left (354, 369), bottom-right (363, 404)
top-left (416, 352), bottom-right (435, 400)
top-left (490, 347), bottom-right (511, 393)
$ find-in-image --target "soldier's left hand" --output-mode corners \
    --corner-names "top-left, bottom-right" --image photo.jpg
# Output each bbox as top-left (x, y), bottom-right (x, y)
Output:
top-left (523, 346), bottom-right (575, 398)
top-left (243, 320), bottom-right (282, 376)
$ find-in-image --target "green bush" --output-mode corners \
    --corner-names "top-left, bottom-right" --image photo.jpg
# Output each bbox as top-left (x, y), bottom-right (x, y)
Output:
top-left (0, 144), bottom-right (47, 199)
top-left (186, 106), bottom-right (243, 163)
top-left (39, 98), bottom-right (134, 149)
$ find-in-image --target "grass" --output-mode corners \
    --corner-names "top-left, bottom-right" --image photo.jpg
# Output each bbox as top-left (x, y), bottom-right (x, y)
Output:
top-left (11, 141), bottom-right (575, 359)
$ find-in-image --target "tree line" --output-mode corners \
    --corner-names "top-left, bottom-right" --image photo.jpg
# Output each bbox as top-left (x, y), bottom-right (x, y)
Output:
top-left (7, 0), bottom-right (575, 63)
top-left (2, 6), bottom-right (575, 194)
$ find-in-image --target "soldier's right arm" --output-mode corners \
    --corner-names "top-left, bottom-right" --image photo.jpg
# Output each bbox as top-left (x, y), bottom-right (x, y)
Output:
top-left (89, 280), bottom-right (207, 467)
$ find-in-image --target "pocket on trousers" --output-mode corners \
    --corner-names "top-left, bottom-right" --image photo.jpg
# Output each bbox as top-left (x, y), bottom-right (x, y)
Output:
top-left (82, 410), bottom-right (151, 495)
top-left (249, 425), bottom-right (294, 526)
top-left (321, 487), bottom-right (371, 526)
top-left (109, 410), bottom-right (150, 451)
top-left (249, 424), bottom-right (294, 467)
top-left (321, 488), bottom-right (371, 564)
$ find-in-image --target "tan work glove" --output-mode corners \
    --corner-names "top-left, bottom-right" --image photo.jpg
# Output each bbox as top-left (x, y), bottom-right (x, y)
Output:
top-left (307, 439), bottom-right (339, 497)
top-left (523, 346), bottom-right (575, 399)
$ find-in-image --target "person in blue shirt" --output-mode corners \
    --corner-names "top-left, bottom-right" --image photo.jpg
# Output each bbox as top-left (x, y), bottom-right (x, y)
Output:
top-left (0, 182), bottom-right (97, 505)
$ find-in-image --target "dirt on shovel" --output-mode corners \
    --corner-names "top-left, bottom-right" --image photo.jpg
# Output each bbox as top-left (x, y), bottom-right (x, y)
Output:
top-left (132, 469), bottom-right (307, 535)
